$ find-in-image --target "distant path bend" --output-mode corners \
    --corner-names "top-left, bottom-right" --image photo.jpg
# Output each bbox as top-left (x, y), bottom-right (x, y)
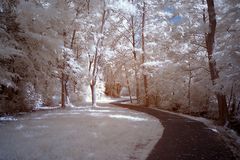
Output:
top-left (111, 102), bottom-right (235, 160)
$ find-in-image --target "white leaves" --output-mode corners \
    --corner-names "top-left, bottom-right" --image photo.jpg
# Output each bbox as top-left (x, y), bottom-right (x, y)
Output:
top-left (67, 57), bottom-right (83, 75)
top-left (158, 11), bottom-right (173, 18)
top-left (0, 72), bottom-right (18, 89)
top-left (142, 60), bottom-right (172, 69)
top-left (237, 4), bottom-right (240, 8)
top-left (95, 33), bottom-right (105, 43)
top-left (180, 43), bottom-right (190, 54)
top-left (110, 15), bottom-right (120, 23)
top-left (0, 47), bottom-right (23, 59)
top-left (103, 48), bottom-right (115, 60)
top-left (146, 42), bottom-right (157, 47)
top-left (122, 19), bottom-right (129, 29)
top-left (116, 44), bottom-right (131, 51)
top-left (193, 4), bottom-right (208, 11)
top-left (108, 0), bottom-right (137, 15)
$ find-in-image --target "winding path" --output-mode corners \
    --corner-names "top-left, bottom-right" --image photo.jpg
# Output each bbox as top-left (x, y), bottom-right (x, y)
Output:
top-left (112, 102), bottom-right (235, 160)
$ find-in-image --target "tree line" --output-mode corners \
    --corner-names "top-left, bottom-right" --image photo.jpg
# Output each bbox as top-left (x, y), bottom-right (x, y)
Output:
top-left (0, 0), bottom-right (239, 126)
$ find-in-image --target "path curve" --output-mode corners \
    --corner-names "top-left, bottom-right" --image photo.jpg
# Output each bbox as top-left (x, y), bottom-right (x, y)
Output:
top-left (111, 102), bottom-right (235, 160)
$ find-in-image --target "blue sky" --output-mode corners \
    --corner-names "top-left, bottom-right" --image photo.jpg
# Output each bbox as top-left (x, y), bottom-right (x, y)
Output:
top-left (164, 7), bottom-right (182, 25)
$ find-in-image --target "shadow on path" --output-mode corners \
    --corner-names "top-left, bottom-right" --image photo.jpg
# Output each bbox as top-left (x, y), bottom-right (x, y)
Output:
top-left (112, 102), bottom-right (235, 160)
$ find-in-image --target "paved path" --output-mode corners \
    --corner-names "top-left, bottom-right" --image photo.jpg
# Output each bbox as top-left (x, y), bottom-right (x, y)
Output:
top-left (0, 104), bottom-right (162, 160)
top-left (112, 102), bottom-right (235, 160)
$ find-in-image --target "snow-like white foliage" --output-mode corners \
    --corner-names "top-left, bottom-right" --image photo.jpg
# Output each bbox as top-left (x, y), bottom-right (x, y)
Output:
top-left (67, 57), bottom-right (83, 75)
top-left (143, 60), bottom-right (172, 68)
top-left (158, 11), bottom-right (174, 18)
top-left (193, 4), bottom-right (208, 11)
top-left (108, 0), bottom-right (137, 15)
top-left (0, 0), bottom-right (239, 120)
top-left (0, 28), bottom-right (22, 90)
top-left (103, 48), bottom-right (115, 60)
top-left (23, 82), bottom-right (43, 109)
top-left (0, 46), bottom-right (23, 59)
top-left (146, 42), bottom-right (157, 47)
top-left (0, 71), bottom-right (18, 89)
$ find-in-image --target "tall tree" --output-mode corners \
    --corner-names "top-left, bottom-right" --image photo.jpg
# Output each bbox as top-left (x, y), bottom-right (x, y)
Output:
top-left (88, 1), bottom-right (107, 107)
top-left (141, 1), bottom-right (149, 106)
top-left (130, 0), bottom-right (140, 103)
top-left (204, 0), bottom-right (228, 124)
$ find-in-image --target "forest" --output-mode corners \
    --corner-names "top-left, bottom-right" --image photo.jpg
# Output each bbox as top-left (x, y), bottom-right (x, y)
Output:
top-left (0, 0), bottom-right (239, 128)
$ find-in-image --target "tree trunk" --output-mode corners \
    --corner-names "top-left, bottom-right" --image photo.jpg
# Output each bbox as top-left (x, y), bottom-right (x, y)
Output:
top-left (126, 79), bottom-right (132, 103)
top-left (90, 83), bottom-right (96, 107)
top-left (231, 93), bottom-right (236, 116)
top-left (124, 67), bottom-right (132, 103)
top-left (76, 45), bottom-right (79, 59)
top-left (205, 0), bottom-right (228, 124)
top-left (61, 30), bottom-right (67, 108)
top-left (141, 2), bottom-right (149, 107)
top-left (155, 94), bottom-right (160, 106)
top-left (70, 30), bottom-right (76, 49)
top-left (64, 75), bottom-right (69, 104)
top-left (188, 63), bottom-right (192, 108)
top-left (237, 101), bottom-right (240, 113)
top-left (89, 4), bottom-right (106, 107)
top-left (73, 80), bottom-right (77, 93)
top-left (228, 84), bottom-right (237, 117)
top-left (86, 0), bottom-right (90, 14)
top-left (61, 72), bottom-right (65, 108)
top-left (135, 71), bottom-right (140, 103)
top-left (131, 1), bottom-right (140, 103)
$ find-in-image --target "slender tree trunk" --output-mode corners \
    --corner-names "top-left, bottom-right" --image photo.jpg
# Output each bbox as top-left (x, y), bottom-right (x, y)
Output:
top-left (231, 93), bottom-right (236, 116)
top-left (86, 0), bottom-right (90, 14)
top-left (187, 63), bottom-right (192, 108)
top-left (131, 1), bottom-right (140, 103)
top-left (90, 52), bottom-right (98, 107)
top-left (89, 3), bottom-right (106, 107)
top-left (126, 79), bottom-right (133, 103)
top-left (70, 30), bottom-right (76, 49)
top-left (141, 2), bottom-right (149, 107)
top-left (155, 92), bottom-right (160, 106)
top-left (70, 30), bottom-right (79, 96)
top-left (64, 75), bottom-right (69, 104)
top-left (76, 45), bottom-right (79, 59)
top-left (204, 0), bottom-right (228, 124)
top-left (90, 82), bottom-right (96, 107)
top-left (73, 80), bottom-right (77, 93)
top-left (61, 31), bottom-right (67, 108)
top-left (237, 101), bottom-right (240, 112)
top-left (124, 67), bottom-right (132, 103)
top-left (61, 72), bottom-right (65, 108)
